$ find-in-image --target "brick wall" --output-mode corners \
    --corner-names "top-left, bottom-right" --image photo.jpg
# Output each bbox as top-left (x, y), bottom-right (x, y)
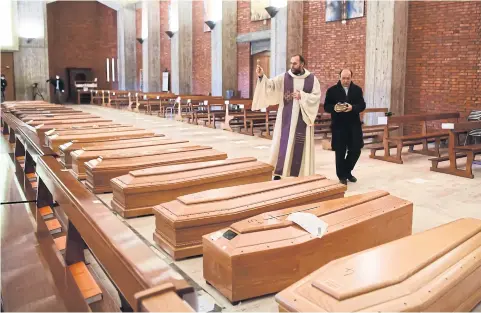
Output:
top-left (47, 1), bottom-right (117, 99)
top-left (192, 0), bottom-right (211, 95)
top-left (302, 1), bottom-right (366, 99)
top-left (405, 1), bottom-right (481, 130)
top-left (136, 8), bottom-right (142, 90)
top-left (237, 1), bottom-right (271, 98)
top-left (160, 0), bottom-right (171, 89)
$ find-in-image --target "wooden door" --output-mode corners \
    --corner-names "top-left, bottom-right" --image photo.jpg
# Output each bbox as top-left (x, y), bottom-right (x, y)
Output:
top-left (1, 52), bottom-right (15, 101)
top-left (250, 51), bottom-right (270, 98)
top-left (67, 68), bottom-right (93, 102)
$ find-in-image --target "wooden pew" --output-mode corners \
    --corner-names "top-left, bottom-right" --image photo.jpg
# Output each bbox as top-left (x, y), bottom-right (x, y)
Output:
top-left (71, 140), bottom-right (191, 180)
top-left (174, 95), bottom-right (223, 122)
top-left (108, 90), bottom-right (133, 109)
top-left (430, 120), bottom-right (481, 178)
top-left (85, 145), bottom-right (227, 193)
top-left (220, 99), bottom-right (277, 135)
top-left (58, 134), bottom-right (165, 168)
top-left (90, 89), bottom-right (107, 105)
top-left (35, 155), bottom-right (197, 311)
top-left (370, 112), bottom-right (460, 164)
top-left (111, 157), bottom-right (274, 218)
top-left (190, 97), bottom-right (225, 126)
top-left (46, 129), bottom-right (156, 153)
top-left (153, 175), bottom-right (346, 260)
top-left (135, 92), bottom-right (176, 114)
top-left (275, 218), bottom-right (481, 312)
top-left (203, 190), bottom-right (413, 303)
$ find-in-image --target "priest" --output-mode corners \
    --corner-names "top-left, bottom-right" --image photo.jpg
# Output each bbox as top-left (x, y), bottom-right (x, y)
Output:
top-left (252, 55), bottom-right (321, 179)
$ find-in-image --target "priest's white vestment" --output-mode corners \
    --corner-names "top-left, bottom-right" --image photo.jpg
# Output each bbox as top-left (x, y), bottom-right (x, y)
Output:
top-left (252, 69), bottom-right (321, 177)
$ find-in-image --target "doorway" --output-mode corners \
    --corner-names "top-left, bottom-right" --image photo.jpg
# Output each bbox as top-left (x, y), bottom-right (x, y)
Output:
top-left (1, 52), bottom-right (15, 101)
top-left (67, 68), bottom-right (93, 103)
top-left (250, 51), bottom-right (270, 99)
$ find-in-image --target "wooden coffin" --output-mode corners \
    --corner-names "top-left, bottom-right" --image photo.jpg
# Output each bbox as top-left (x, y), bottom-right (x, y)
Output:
top-left (45, 126), bottom-right (140, 146)
top-left (85, 146), bottom-right (227, 193)
top-left (46, 129), bottom-right (156, 153)
top-left (58, 135), bottom-right (165, 168)
top-left (21, 114), bottom-right (97, 122)
top-left (71, 140), bottom-right (193, 180)
top-left (27, 118), bottom-right (112, 127)
top-left (202, 191), bottom-right (413, 302)
top-left (154, 175), bottom-right (346, 260)
top-left (111, 157), bottom-right (274, 218)
top-left (35, 122), bottom-right (122, 143)
top-left (275, 218), bottom-right (481, 312)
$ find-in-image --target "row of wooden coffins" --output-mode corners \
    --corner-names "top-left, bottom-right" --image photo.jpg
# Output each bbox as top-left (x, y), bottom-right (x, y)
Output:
top-left (2, 101), bottom-right (480, 312)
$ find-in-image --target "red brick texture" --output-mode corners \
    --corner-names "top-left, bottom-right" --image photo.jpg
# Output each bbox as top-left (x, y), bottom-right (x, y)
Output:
top-left (303, 1), bottom-right (366, 98)
top-left (405, 1), bottom-right (481, 126)
top-left (160, 0), bottom-right (171, 89)
top-left (236, 1), bottom-right (271, 98)
top-left (136, 8), bottom-right (142, 90)
top-left (47, 1), bottom-right (117, 99)
top-left (192, 0), bottom-right (211, 95)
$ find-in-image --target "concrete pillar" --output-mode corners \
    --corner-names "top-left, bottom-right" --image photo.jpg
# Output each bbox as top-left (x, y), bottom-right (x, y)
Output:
top-left (269, 1), bottom-right (303, 77)
top-left (170, 0), bottom-right (193, 95)
top-left (14, 0), bottom-right (50, 101)
top-left (211, 1), bottom-right (237, 97)
top-left (117, 4), bottom-right (137, 91)
top-left (142, 0), bottom-right (161, 92)
top-left (364, 1), bottom-right (408, 125)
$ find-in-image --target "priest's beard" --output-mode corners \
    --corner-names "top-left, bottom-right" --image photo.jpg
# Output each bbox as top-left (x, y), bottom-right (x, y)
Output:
top-left (291, 67), bottom-right (305, 76)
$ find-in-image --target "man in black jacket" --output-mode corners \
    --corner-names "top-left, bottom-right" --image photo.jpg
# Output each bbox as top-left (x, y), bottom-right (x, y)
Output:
top-left (1, 74), bottom-right (7, 103)
top-left (46, 75), bottom-right (65, 104)
top-left (324, 69), bottom-right (366, 185)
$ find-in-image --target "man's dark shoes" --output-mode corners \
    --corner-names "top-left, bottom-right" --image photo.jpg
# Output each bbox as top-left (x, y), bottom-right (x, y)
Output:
top-left (347, 176), bottom-right (357, 183)
top-left (339, 179), bottom-right (347, 185)
top-left (273, 175), bottom-right (282, 181)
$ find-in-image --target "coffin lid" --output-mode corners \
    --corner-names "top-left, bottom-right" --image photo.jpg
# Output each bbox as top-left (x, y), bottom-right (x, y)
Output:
top-left (52, 126), bottom-right (138, 136)
top-left (52, 130), bottom-right (155, 142)
top-left (114, 158), bottom-right (272, 191)
top-left (81, 138), bottom-right (186, 152)
top-left (231, 190), bottom-right (389, 234)
top-left (62, 134), bottom-right (163, 150)
top-left (98, 145), bottom-right (209, 160)
top-left (176, 175), bottom-right (328, 205)
top-left (311, 218), bottom-right (481, 301)
top-left (22, 114), bottom-right (96, 121)
top-left (37, 122), bottom-right (120, 130)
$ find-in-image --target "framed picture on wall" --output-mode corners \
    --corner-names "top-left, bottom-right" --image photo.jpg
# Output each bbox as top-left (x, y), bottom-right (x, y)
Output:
top-left (326, 0), bottom-right (364, 22)
top-left (251, 0), bottom-right (270, 21)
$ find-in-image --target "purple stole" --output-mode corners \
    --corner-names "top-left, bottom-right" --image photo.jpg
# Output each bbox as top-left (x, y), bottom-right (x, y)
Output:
top-left (274, 72), bottom-right (315, 177)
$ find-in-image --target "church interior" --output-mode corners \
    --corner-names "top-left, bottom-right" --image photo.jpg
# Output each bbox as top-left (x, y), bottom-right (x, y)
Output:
top-left (1, 0), bottom-right (481, 312)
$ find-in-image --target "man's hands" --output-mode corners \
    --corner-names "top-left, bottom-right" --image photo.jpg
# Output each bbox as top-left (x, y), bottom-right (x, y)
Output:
top-left (345, 104), bottom-right (352, 112)
top-left (334, 102), bottom-right (352, 113)
top-left (292, 90), bottom-right (301, 100)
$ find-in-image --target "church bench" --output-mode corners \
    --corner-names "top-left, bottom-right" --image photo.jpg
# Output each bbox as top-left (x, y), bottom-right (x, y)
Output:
top-left (243, 113), bottom-right (277, 136)
top-left (203, 190), bottom-right (413, 303)
top-left (71, 139), bottom-right (191, 180)
top-left (370, 112), bottom-right (460, 164)
top-left (84, 145), bottom-right (227, 193)
top-left (275, 218), bottom-right (481, 312)
top-left (111, 157), bottom-right (273, 218)
top-left (257, 105), bottom-right (279, 139)
top-left (108, 90), bottom-right (134, 109)
top-left (153, 175), bottom-right (346, 260)
top-left (430, 121), bottom-right (481, 178)
top-left (218, 99), bottom-right (253, 132)
top-left (46, 129), bottom-right (156, 153)
top-left (133, 92), bottom-right (174, 113)
top-left (191, 99), bottom-right (225, 126)
top-left (90, 89), bottom-right (106, 105)
top-left (174, 95), bottom-right (223, 122)
top-left (35, 155), bottom-right (196, 311)
top-left (145, 92), bottom-right (176, 115)
top-left (58, 134), bottom-right (165, 168)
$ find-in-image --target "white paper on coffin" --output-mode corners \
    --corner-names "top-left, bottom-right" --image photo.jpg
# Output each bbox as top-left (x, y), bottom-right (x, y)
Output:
top-left (210, 231), bottom-right (223, 241)
top-left (287, 212), bottom-right (328, 238)
top-left (378, 116), bottom-right (388, 125)
top-left (157, 96), bottom-right (160, 100)
top-left (261, 108), bottom-right (267, 113)
top-left (239, 104), bottom-right (244, 109)
top-left (204, 100), bottom-right (208, 106)
top-left (442, 123), bottom-right (454, 129)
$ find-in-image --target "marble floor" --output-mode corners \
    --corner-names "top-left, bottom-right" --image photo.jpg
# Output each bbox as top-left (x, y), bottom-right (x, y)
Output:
top-left (68, 105), bottom-right (481, 312)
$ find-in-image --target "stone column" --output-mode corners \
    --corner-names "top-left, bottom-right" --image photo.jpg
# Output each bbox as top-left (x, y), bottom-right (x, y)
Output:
top-left (269, 1), bottom-right (303, 77)
top-left (117, 4), bottom-right (137, 91)
top-left (14, 0), bottom-right (50, 101)
top-left (142, 0), bottom-right (161, 92)
top-left (170, 0), bottom-right (193, 95)
top-left (211, 1), bottom-right (237, 97)
top-left (364, 1), bottom-right (408, 125)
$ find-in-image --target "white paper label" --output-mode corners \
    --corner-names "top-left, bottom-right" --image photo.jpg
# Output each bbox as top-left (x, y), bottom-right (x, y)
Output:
top-left (287, 212), bottom-right (328, 238)
top-left (442, 123), bottom-right (454, 129)
top-left (176, 96), bottom-right (181, 103)
top-left (210, 231), bottom-right (223, 241)
top-left (187, 99), bottom-right (191, 103)
top-left (378, 116), bottom-right (388, 125)
top-left (113, 92), bottom-right (116, 95)
top-left (225, 100), bottom-right (230, 105)
top-left (239, 104), bottom-right (244, 109)
top-left (261, 108), bottom-right (267, 113)
top-left (135, 93), bottom-right (138, 96)
top-left (83, 87), bottom-right (88, 91)
top-left (143, 95), bottom-right (147, 100)
top-left (128, 92), bottom-right (131, 96)
top-left (204, 100), bottom-right (208, 106)
top-left (156, 96), bottom-right (160, 100)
